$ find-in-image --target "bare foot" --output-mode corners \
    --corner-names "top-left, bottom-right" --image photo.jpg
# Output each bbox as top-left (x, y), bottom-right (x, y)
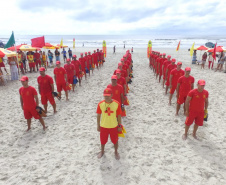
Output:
top-left (193, 134), bottom-right (198, 140)
top-left (54, 110), bottom-right (57, 114)
top-left (66, 98), bottom-right (69, 101)
top-left (169, 102), bottom-right (171, 106)
top-left (97, 151), bottom-right (104, 159)
top-left (182, 134), bottom-right (187, 140)
top-left (175, 113), bottom-right (178, 116)
top-left (115, 152), bottom-right (120, 160)
top-left (26, 128), bottom-right (31, 132)
top-left (43, 126), bottom-right (48, 131)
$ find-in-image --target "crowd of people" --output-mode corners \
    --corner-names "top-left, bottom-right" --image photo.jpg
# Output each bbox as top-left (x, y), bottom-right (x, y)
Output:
top-left (18, 48), bottom-right (106, 131)
top-left (96, 50), bottom-right (133, 160)
top-left (149, 51), bottom-right (209, 140)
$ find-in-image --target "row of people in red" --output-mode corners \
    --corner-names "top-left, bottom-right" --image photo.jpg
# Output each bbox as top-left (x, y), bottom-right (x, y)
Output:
top-left (19, 49), bottom-right (106, 131)
top-left (149, 51), bottom-right (209, 140)
top-left (96, 50), bottom-right (133, 160)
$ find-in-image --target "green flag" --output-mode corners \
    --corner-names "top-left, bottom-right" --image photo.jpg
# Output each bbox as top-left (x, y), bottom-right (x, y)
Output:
top-left (4, 31), bottom-right (15, 49)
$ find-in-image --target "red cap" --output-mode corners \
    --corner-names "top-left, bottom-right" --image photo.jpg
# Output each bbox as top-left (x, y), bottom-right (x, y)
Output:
top-left (56, 61), bottom-right (60, 64)
top-left (118, 62), bottom-right (123, 66)
top-left (39, 67), bottom-right (45, 71)
top-left (120, 58), bottom-right (124, 62)
top-left (73, 55), bottom-right (77, 58)
top-left (88, 51), bottom-right (91, 54)
top-left (111, 75), bottom-right (117, 80)
top-left (198, 79), bottom-right (206, 85)
top-left (177, 62), bottom-right (182, 65)
top-left (94, 50), bottom-right (96, 52)
top-left (116, 69), bottom-right (121, 74)
top-left (167, 55), bottom-right (171, 58)
top-left (85, 52), bottom-right (87, 54)
top-left (103, 88), bottom-right (112, 96)
top-left (163, 53), bottom-right (166, 55)
top-left (185, 67), bottom-right (191, 71)
top-left (80, 53), bottom-right (83, 56)
top-left (20, 76), bottom-right (28, 81)
top-left (123, 55), bottom-right (127, 58)
top-left (160, 54), bottom-right (162, 56)
top-left (67, 58), bottom-right (70, 62)
top-left (172, 58), bottom-right (176, 62)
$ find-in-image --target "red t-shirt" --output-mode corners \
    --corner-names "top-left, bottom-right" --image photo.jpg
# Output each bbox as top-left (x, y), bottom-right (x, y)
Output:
top-left (188, 89), bottom-right (209, 112)
top-left (37, 75), bottom-right (54, 95)
top-left (19, 86), bottom-right (38, 109)
top-left (170, 69), bottom-right (185, 86)
top-left (163, 60), bottom-right (171, 73)
top-left (71, 60), bottom-right (81, 72)
top-left (96, 52), bottom-right (101, 60)
top-left (64, 64), bottom-right (75, 77)
top-left (107, 84), bottom-right (124, 104)
top-left (92, 53), bottom-right (98, 63)
top-left (79, 58), bottom-right (85, 69)
top-left (33, 53), bottom-right (40, 59)
top-left (166, 64), bottom-right (176, 79)
top-left (117, 77), bottom-right (126, 89)
top-left (178, 75), bottom-right (195, 95)
top-left (54, 67), bottom-right (66, 84)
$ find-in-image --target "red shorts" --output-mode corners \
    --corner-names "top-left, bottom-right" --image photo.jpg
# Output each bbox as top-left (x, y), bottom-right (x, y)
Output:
top-left (185, 111), bottom-right (204, 126)
top-left (94, 61), bottom-right (98, 67)
top-left (177, 93), bottom-right (187, 104)
top-left (170, 85), bottom-right (177, 94)
top-left (165, 78), bottom-right (170, 86)
top-left (56, 82), bottom-right (67, 92)
top-left (29, 62), bottom-right (35, 68)
top-left (0, 62), bottom-right (5, 67)
top-left (100, 126), bottom-right (118, 145)
top-left (23, 107), bottom-right (40, 120)
top-left (67, 75), bottom-right (74, 84)
top-left (41, 92), bottom-right (55, 105)
top-left (36, 59), bottom-right (41, 65)
top-left (19, 63), bottom-right (24, 69)
top-left (75, 70), bottom-right (81, 79)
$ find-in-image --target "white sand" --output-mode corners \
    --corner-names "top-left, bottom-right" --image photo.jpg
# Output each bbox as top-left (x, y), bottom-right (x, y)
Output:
top-left (0, 47), bottom-right (226, 185)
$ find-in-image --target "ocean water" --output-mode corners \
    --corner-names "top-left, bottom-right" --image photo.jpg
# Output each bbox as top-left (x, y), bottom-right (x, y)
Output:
top-left (0, 35), bottom-right (225, 49)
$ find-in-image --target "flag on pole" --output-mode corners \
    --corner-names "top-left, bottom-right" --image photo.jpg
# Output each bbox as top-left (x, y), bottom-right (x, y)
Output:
top-left (73, 38), bottom-right (75, 49)
top-left (176, 41), bottom-right (180, 51)
top-left (190, 42), bottom-right (195, 56)
top-left (31, 36), bottom-right (45, 48)
top-left (212, 43), bottom-right (217, 60)
top-left (60, 38), bottom-right (63, 48)
top-left (4, 31), bottom-right (15, 49)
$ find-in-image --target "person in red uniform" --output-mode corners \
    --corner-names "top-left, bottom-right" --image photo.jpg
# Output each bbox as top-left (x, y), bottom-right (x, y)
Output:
top-left (71, 55), bottom-right (82, 86)
top-left (183, 80), bottom-right (209, 140)
top-left (169, 62), bottom-right (184, 105)
top-left (162, 55), bottom-right (171, 88)
top-left (156, 54), bottom-right (162, 79)
top-left (19, 76), bottom-right (47, 131)
top-left (34, 50), bottom-right (41, 71)
top-left (53, 61), bottom-right (69, 100)
top-left (96, 49), bottom-right (101, 68)
top-left (88, 51), bottom-right (93, 74)
top-left (96, 88), bottom-right (122, 160)
top-left (165, 58), bottom-right (176, 94)
top-left (158, 53), bottom-right (166, 83)
top-left (92, 50), bottom-right (98, 69)
top-left (27, 51), bottom-right (36, 73)
top-left (64, 58), bottom-right (76, 91)
top-left (79, 53), bottom-right (87, 79)
top-left (116, 70), bottom-right (127, 96)
top-left (113, 62), bottom-right (128, 79)
top-left (37, 67), bottom-right (56, 113)
top-left (84, 52), bottom-right (90, 76)
top-left (176, 67), bottom-right (194, 115)
top-left (100, 50), bottom-right (105, 66)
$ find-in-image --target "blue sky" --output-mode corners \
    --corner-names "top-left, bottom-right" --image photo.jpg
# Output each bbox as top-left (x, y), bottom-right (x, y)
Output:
top-left (1, 0), bottom-right (225, 36)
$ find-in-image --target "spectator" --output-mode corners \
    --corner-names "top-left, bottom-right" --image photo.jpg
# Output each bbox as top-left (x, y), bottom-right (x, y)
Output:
top-left (8, 56), bottom-right (19, 80)
top-left (215, 52), bottom-right (225, 72)
top-left (55, 49), bottom-right (60, 62)
top-left (48, 50), bottom-right (53, 66)
top-left (201, 52), bottom-right (207, 69)
top-left (62, 48), bottom-right (67, 63)
top-left (192, 50), bottom-right (197, 64)
top-left (68, 48), bottom-right (72, 60)
top-left (208, 52), bottom-right (214, 69)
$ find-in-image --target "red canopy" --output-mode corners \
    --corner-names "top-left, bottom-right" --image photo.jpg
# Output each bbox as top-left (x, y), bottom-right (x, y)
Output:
top-left (0, 50), bottom-right (5, 58)
top-left (196, 45), bottom-right (208, 50)
top-left (7, 44), bottom-right (26, 51)
top-left (208, 46), bottom-right (223, 52)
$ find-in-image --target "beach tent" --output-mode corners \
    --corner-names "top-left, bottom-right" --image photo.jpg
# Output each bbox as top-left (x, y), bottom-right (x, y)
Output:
top-left (208, 46), bottom-right (224, 53)
top-left (7, 44), bottom-right (38, 51)
top-left (0, 48), bottom-right (17, 57)
top-left (195, 45), bottom-right (208, 51)
top-left (55, 44), bottom-right (68, 48)
top-left (42, 43), bottom-right (56, 49)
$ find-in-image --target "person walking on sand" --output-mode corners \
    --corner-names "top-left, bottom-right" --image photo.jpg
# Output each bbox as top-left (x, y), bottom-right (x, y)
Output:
top-left (183, 80), bottom-right (208, 140)
top-left (162, 55), bottom-right (171, 88)
top-left (19, 76), bottom-right (47, 131)
top-left (55, 49), bottom-right (60, 62)
top-left (53, 61), bottom-right (69, 100)
top-left (37, 67), bottom-right (57, 113)
top-left (64, 58), bottom-right (76, 91)
top-left (165, 58), bottom-right (176, 94)
top-left (176, 67), bottom-right (194, 116)
top-left (201, 52), bottom-right (207, 69)
top-left (96, 88), bottom-right (122, 160)
top-left (71, 55), bottom-right (82, 86)
top-left (113, 45), bottom-right (116, 54)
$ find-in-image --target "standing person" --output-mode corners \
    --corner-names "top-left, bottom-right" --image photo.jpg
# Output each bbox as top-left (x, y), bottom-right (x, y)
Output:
top-left (208, 52), bottom-right (214, 69)
top-left (124, 44), bottom-right (125, 49)
top-left (176, 67), bottom-right (194, 116)
top-left (68, 48), bottom-right (72, 60)
top-left (18, 51), bottom-right (24, 74)
top-left (201, 52), bottom-right (207, 69)
top-left (116, 70), bottom-right (127, 96)
top-left (21, 51), bottom-right (27, 73)
top-left (55, 49), bottom-right (60, 62)
top-left (159, 53), bottom-right (166, 83)
top-left (183, 80), bottom-right (209, 140)
top-left (27, 51), bottom-right (35, 72)
top-left (64, 58), bottom-right (76, 91)
top-left (34, 50), bottom-right (41, 71)
top-left (92, 50), bottom-right (98, 69)
top-left (0, 57), bottom-right (9, 74)
top-left (131, 47), bottom-right (133, 54)
top-left (96, 49), bottom-right (101, 68)
top-left (88, 51), bottom-right (93, 74)
top-left (169, 62), bottom-right (184, 105)
top-left (62, 48), bottom-right (67, 63)
top-left (48, 50), bottom-right (53, 66)
top-left (96, 88), bottom-right (122, 160)
top-left (79, 53), bottom-right (87, 79)
top-left (71, 55), bottom-right (82, 86)
top-left (165, 58), bottom-right (176, 94)
top-left (19, 76), bottom-right (47, 131)
top-left (192, 50), bottom-right (197, 64)
top-left (37, 67), bottom-right (57, 113)
top-left (162, 55), bottom-right (171, 88)
top-left (113, 45), bottom-right (116, 54)
top-left (84, 52), bottom-right (90, 76)
top-left (8, 56), bottom-right (19, 80)
top-left (215, 52), bottom-right (225, 72)
top-left (53, 61), bottom-right (69, 100)
top-left (42, 51), bottom-right (48, 70)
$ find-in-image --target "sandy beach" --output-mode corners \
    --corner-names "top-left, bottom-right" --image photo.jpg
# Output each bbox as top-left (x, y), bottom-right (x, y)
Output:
top-left (0, 47), bottom-right (226, 185)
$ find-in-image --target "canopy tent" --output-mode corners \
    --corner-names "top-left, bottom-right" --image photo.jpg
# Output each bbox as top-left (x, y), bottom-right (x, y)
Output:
top-left (7, 44), bottom-right (39, 51)
top-left (55, 44), bottom-right (68, 48)
top-left (42, 43), bottom-right (56, 49)
top-left (194, 45), bottom-right (208, 51)
top-left (208, 46), bottom-right (224, 53)
top-left (0, 48), bottom-right (17, 58)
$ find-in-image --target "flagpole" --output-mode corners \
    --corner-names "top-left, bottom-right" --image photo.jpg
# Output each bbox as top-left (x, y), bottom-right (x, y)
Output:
top-left (13, 31), bottom-right (20, 77)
